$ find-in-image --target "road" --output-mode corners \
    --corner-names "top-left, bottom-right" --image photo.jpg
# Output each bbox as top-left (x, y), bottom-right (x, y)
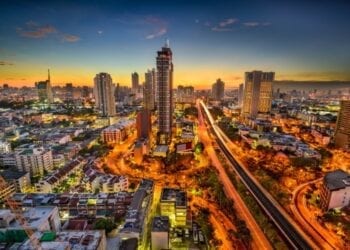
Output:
top-left (291, 179), bottom-right (340, 249)
top-left (192, 196), bottom-right (236, 249)
top-left (199, 100), bottom-right (318, 250)
top-left (197, 100), bottom-right (273, 250)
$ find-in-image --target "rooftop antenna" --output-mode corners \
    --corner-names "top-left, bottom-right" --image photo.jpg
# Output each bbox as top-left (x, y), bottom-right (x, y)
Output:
top-left (48, 69), bottom-right (50, 82)
top-left (165, 39), bottom-right (170, 48)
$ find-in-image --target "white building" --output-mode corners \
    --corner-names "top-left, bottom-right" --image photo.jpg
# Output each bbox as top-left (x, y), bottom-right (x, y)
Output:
top-left (93, 72), bottom-right (116, 117)
top-left (320, 170), bottom-right (350, 211)
top-left (84, 166), bottom-right (128, 193)
top-left (0, 206), bottom-right (60, 232)
top-left (151, 216), bottom-right (169, 250)
top-left (0, 140), bottom-right (11, 154)
top-left (15, 145), bottom-right (53, 176)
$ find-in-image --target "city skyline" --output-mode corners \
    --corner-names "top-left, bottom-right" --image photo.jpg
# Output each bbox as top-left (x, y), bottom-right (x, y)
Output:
top-left (1, 0), bottom-right (350, 88)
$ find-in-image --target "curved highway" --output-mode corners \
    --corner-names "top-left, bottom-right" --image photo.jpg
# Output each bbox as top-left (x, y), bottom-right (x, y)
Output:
top-left (199, 101), bottom-right (317, 250)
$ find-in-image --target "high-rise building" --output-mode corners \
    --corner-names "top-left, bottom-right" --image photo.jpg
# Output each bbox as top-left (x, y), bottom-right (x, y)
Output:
top-left (82, 86), bottom-right (90, 98)
top-left (93, 72), bottom-right (116, 116)
top-left (156, 42), bottom-right (173, 144)
top-left (131, 72), bottom-right (139, 91)
top-left (35, 69), bottom-right (53, 103)
top-left (242, 71), bottom-right (274, 118)
top-left (65, 83), bottom-right (73, 101)
top-left (144, 70), bottom-right (155, 110)
top-left (152, 68), bottom-right (157, 109)
top-left (238, 83), bottom-right (244, 106)
top-left (211, 78), bottom-right (225, 101)
top-left (334, 100), bottom-right (350, 150)
top-left (176, 85), bottom-right (195, 103)
top-left (136, 109), bottom-right (152, 140)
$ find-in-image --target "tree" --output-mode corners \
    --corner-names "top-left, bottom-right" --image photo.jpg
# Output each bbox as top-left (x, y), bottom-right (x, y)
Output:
top-left (194, 142), bottom-right (205, 154)
top-left (183, 106), bottom-right (198, 117)
top-left (93, 218), bottom-right (116, 234)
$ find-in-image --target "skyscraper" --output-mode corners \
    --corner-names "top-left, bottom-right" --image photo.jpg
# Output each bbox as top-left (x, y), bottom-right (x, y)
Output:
top-left (131, 72), bottom-right (139, 92)
top-left (211, 78), bottom-right (225, 101)
top-left (334, 100), bottom-right (350, 151)
top-left (156, 42), bottom-right (173, 144)
top-left (152, 68), bottom-right (157, 109)
top-left (238, 83), bottom-right (244, 106)
top-left (35, 69), bottom-right (53, 103)
top-left (65, 83), bottom-right (73, 101)
top-left (144, 70), bottom-right (155, 110)
top-left (93, 72), bottom-right (116, 116)
top-left (242, 71), bottom-right (274, 118)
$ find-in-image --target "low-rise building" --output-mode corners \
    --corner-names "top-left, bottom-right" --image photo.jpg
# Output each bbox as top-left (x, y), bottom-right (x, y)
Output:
top-left (311, 128), bottom-right (331, 146)
top-left (151, 216), bottom-right (169, 250)
top-left (160, 188), bottom-right (187, 226)
top-left (83, 166), bottom-right (128, 193)
top-left (0, 140), bottom-right (11, 154)
top-left (0, 170), bottom-right (30, 192)
top-left (101, 119), bottom-right (135, 144)
top-left (35, 157), bottom-right (86, 193)
top-left (0, 206), bottom-right (60, 233)
top-left (10, 230), bottom-right (106, 250)
top-left (153, 145), bottom-right (169, 158)
top-left (12, 192), bottom-right (132, 220)
top-left (0, 153), bottom-right (16, 167)
top-left (320, 170), bottom-right (350, 211)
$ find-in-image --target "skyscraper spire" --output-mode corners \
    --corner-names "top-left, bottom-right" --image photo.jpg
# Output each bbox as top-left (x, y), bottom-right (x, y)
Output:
top-left (165, 39), bottom-right (170, 48)
top-left (48, 69), bottom-right (50, 82)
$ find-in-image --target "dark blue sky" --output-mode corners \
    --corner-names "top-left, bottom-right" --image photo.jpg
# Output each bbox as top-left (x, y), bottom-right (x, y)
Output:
top-left (1, 0), bottom-right (350, 87)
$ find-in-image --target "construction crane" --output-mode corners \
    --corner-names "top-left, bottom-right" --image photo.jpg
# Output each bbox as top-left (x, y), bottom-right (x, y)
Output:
top-left (0, 177), bottom-right (42, 250)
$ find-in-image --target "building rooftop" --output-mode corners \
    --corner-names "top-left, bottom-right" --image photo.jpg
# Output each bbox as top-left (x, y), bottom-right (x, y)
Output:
top-left (160, 188), bottom-right (187, 207)
top-left (10, 230), bottom-right (104, 250)
top-left (0, 170), bottom-right (28, 180)
top-left (154, 145), bottom-right (169, 153)
top-left (152, 216), bottom-right (169, 232)
top-left (119, 238), bottom-right (138, 250)
top-left (324, 170), bottom-right (350, 191)
top-left (0, 207), bottom-right (57, 230)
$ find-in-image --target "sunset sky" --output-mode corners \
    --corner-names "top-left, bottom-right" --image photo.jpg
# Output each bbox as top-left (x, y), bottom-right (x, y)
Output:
top-left (1, 0), bottom-right (350, 89)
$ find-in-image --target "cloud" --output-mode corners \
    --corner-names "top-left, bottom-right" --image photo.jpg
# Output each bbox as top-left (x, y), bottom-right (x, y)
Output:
top-left (219, 18), bottom-right (237, 27)
top-left (97, 30), bottom-right (103, 35)
top-left (17, 24), bottom-right (57, 38)
top-left (0, 61), bottom-right (14, 66)
top-left (211, 27), bottom-right (232, 32)
top-left (62, 34), bottom-right (80, 42)
top-left (243, 21), bottom-right (271, 27)
top-left (195, 19), bottom-right (199, 24)
top-left (146, 28), bottom-right (167, 39)
top-left (17, 21), bottom-right (80, 43)
top-left (144, 16), bottom-right (167, 40)
top-left (243, 22), bottom-right (260, 27)
top-left (210, 18), bottom-right (238, 32)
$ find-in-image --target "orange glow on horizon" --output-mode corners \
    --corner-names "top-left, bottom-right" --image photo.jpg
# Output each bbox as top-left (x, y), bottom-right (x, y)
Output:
top-left (1, 65), bottom-right (349, 89)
